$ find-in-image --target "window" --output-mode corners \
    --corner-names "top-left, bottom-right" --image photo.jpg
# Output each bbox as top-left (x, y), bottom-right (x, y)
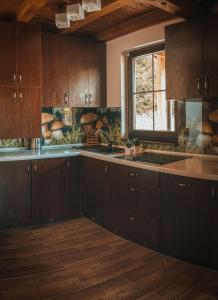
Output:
top-left (128, 44), bottom-right (177, 143)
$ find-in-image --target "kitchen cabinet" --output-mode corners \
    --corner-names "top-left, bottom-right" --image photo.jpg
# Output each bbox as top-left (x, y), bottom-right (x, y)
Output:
top-left (104, 162), bottom-right (160, 250)
top-left (69, 38), bottom-right (106, 107)
top-left (87, 40), bottom-right (106, 107)
top-left (166, 16), bottom-right (218, 100)
top-left (0, 22), bottom-right (41, 88)
top-left (166, 19), bottom-right (203, 100)
top-left (203, 15), bottom-right (218, 98)
top-left (0, 87), bottom-right (41, 138)
top-left (31, 157), bottom-right (81, 224)
top-left (0, 161), bottom-right (31, 228)
top-left (68, 37), bottom-right (89, 107)
top-left (31, 158), bottom-right (67, 224)
top-left (42, 32), bottom-right (106, 108)
top-left (0, 22), bottom-right (41, 138)
top-left (212, 182), bottom-right (218, 269)
top-left (160, 173), bottom-right (212, 267)
top-left (42, 32), bottom-right (69, 107)
top-left (65, 157), bottom-right (82, 218)
top-left (82, 157), bottom-right (104, 225)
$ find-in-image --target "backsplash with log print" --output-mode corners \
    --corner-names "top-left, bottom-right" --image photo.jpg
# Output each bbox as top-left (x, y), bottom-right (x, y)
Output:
top-left (1, 101), bottom-right (218, 155)
top-left (41, 107), bottom-right (122, 146)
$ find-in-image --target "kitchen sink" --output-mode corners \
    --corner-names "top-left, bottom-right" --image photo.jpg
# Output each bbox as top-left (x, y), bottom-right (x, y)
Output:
top-left (115, 152), bottom-right (191, 165)
top-left (72, 145), bottom-right (125, 155)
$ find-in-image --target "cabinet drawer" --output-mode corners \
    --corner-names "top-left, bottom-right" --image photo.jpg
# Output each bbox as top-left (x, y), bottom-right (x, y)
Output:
top-left (106, 162), bottom-right (159, 188)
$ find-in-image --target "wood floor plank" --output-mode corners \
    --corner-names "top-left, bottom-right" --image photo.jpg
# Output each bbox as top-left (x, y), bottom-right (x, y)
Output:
top-left (0, 218), bottom-right (217, 300)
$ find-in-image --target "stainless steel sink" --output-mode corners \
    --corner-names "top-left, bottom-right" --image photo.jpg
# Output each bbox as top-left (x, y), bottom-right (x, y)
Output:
top-left (72, 145), bottom-right (125, 155)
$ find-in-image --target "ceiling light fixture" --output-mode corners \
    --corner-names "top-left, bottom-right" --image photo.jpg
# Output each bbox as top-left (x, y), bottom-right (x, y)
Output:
top-left (55, 13), bottom-right (70, 29)
top-left (82, 0), bottom-right (101, 12)
top-left (67, 4), bottom-right (85, 22)
top-left (55, 0), bottom-right (101, 28)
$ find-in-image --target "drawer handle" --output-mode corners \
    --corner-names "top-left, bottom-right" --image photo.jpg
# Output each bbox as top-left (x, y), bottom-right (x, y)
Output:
top-left (178, 183), bottom-right (190, 188)
top-left (129, 188), bottom-right (136, 192)
top-left (129, 216), bottom-right (135, 221)
top-left (129, 173), bottom-right (138, 177)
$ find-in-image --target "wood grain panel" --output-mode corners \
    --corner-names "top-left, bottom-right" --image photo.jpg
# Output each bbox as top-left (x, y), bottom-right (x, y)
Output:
top-left (166, 18), bottom-right (203, 100)
top-left (42, 32), bottom-right (69, 107)
top-left (0, 218), bottom-right (218, 299)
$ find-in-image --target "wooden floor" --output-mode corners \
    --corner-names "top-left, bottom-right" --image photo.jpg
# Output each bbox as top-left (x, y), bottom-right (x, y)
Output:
top-left (0, 218), bottom-right (218, 300)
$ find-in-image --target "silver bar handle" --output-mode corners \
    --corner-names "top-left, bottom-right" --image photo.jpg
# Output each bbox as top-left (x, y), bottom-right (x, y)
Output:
top-left (197, 78), bottom-right (202, 96)
top-left (85, 94), bottom-right (89, 106)
top-left (27, 164), bottom-right (30, 175)
top-left (204, 76), bottom-right (209, 96)
top-left (89, 94), bottom-right (93, 105)
top-left (178, 183), bottom-right (191, 188)
top-left (34, 164), bottom-right (37, 175)
top-left (19, 73), bottom-right (22, 84)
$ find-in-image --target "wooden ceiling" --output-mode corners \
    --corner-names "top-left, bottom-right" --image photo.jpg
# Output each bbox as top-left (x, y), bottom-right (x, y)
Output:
top-left (0, 0), bottom-right (212, 41)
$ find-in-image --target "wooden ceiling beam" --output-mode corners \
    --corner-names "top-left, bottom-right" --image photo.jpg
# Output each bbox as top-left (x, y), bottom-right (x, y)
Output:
top-left (141, 0), bottom-right (199, 19)
top-left (17, 0), bottom-right (48, 22)
top-left (96, 9), bottom-right (176, 41)
top-left (61, 0), bottom-right (133, 34)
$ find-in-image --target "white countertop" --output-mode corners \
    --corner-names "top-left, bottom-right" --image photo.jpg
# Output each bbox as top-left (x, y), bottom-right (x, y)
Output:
top-left (0, 145), bottom-right (218, 181)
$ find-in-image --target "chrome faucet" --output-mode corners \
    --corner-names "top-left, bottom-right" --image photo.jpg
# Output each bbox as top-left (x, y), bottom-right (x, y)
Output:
top-left (95, 129), bottom-right (112, 149)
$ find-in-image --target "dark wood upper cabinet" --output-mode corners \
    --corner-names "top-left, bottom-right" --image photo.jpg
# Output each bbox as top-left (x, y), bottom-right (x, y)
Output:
top-left (0, 161), bottom-right (31, 228)
top-left (203, 15), bottom-right (218, 99)
top-left (166, 19), bottom-right (203, 100)
top-left (0, 22), bottom-right (41, 138)
top-left (43, 33), bottom-right (106, 108)
top-left (166, 16), bottom-right (218, 100)
top-left (69, 38), bottom-right (106, 107)
top-left (16, 23), bottom-right (41, 88)
top-left (160, 173), bottom-right (212, 267)
top-left (68, 37), bottom-right (89, 107)
top-left (0, 22), bottom-right (16, 86)
top-left (0, 86), bottom-right (41, 138)
top-left (42, 32), bottom-right (69, 107)
top-left (88, 40), bottom-right (106, 107)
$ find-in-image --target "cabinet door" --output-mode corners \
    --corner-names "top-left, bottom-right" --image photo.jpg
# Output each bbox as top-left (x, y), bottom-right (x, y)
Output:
top-left (0, 22), bottom-right (16, 86)
top-left (160, 174), bottom-right (212, 267)
top-left (16, 23), bottom-right (42, 88)
top-left (166, 19), bottom-right (203, 100)
top-left (82, 157), bottom-right (104, 225)
top-left (88, 40), bottom-right (106, 107)
top-left (203, 15), bottom-right (218, 98)
top-left (212, 183), bottom-right (218, 269)
top-left (0, 87), bottom-right (41, 139)
top-left (104, 163), bottom-right (125, 234)
top-left (32, 158), bottom-right (67, 224)
top-left (42, 32), bottom-right (69, 107)
top-left (0, 161), bottom-right (31, 227)
top-left (65, 157), bottom-right (81, 218)
top-left (68, 37), bottom-right (89, 107)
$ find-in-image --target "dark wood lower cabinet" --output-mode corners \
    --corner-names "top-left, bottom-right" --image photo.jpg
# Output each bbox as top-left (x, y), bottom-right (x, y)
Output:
top-left (104, 162), bottom-right (160, 250)
top-left (65, 157), bottom-right (81, 218)
top-left (32, 157), bottom-right (80, 225)
top-left (32, 158), bottom-right (67, 224)
top-left (212, 182), bottom-right (218, 269)
top-left (160, 173), bottom-right (212, 267)
top-left (0, 161), bottom-right (31, 227)
top-left (82, 157), bottom-right (104, 225)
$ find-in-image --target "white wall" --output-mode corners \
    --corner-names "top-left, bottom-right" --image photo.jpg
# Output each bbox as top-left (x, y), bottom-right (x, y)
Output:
top-left (106, 18), bottom-right (183, 107)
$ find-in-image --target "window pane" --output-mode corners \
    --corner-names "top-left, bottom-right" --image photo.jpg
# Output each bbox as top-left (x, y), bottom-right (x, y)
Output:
top-left (154, 92), bottom-right (175, 131)
top-left (133, 93), bottom-right (153, 130)
top-left (154, 51), bottom-right (166, 91)
top-left (134, 54), bottom-right (152, 93)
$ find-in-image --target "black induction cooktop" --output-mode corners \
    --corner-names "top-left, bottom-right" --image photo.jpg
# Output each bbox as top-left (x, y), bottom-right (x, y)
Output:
top-left (116, 152), bottom-right (190, 165)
